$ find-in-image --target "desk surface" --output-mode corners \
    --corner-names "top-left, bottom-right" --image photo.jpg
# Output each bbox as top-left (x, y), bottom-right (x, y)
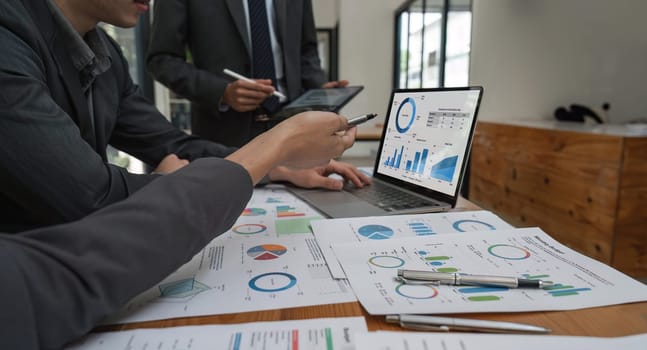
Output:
top-left (105, 197), bottom-right (647, 337)
top-left (355, 123), bottom-right (383, 141)
top-left (109, 301), bottom-right (647, 337)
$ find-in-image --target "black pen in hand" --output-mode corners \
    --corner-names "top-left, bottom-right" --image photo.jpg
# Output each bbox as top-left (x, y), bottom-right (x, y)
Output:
top-left (336, 113), bottom-right (377, 135)
top-left (347, 113), bottom-right (378, 127)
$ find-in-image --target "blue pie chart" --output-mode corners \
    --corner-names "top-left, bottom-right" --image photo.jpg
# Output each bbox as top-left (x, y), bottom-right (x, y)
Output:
top-left (395, 97), bottom-right (416, 133)
top-left (358, 225), bottom-right (394, 240)
top-left (248, 272), bottom-right (297, 292)
top-left (452, 219), bottom-right (496, 232)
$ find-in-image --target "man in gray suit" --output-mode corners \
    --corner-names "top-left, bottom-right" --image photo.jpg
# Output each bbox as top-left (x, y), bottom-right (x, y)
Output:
top-left (0, 0), bottom-right (369, 233)
top-left (148, 0), bottom-right (348, 147)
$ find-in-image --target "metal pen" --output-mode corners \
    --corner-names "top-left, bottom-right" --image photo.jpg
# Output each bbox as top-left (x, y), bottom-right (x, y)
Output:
top-left (347, 113), bottom-right (378, 127)
top-left (397, 269), bottom-right (553, 289)
top-left (223, 68), bottom-right (287, 99)
top-left (386, 314), bottom-right (551, 334)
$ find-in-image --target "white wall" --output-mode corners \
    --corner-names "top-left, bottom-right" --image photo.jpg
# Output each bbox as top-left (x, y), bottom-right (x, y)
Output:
top-left (470, 0), bottom-right (647, 123)
top-left (313, 0), bottom-right (403, 131)
top-left (337, 0), bottom-right (403, 128)
top-left (312, 0), bottom-right (403, 156)
top-left (312, 0), bottom-right (338, 28)
top-left (317, 0), bottom-right (647, 125)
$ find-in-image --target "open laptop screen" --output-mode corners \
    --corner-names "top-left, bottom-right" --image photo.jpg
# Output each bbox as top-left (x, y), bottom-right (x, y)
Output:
top-left (374, 87), bottom-right (483, 198)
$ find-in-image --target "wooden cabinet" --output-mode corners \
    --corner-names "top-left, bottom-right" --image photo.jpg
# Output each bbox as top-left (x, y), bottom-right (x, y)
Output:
top-left (469, 121), bottom-right (647, 278)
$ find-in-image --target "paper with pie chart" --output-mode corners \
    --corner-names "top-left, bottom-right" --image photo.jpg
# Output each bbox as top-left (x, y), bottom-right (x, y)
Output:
top-left (105, 233), bottom-right (355, 324)
top-left (330, 227), bottom-right (647, 314)
top-left (219, 186), bottom-right (325, 239)
top-left (311, 210), bottom-right (513, 278)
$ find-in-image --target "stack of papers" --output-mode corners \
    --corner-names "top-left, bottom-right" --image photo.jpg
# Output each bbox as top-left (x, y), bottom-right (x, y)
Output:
top-left (69, 187), bottom-right (647, 349)
top-left (329, 227), bottom-right (647, 314)
top-left (68, 317), bottom-right (367, 350)
top-left (354, 331), bottom-right (647, 350)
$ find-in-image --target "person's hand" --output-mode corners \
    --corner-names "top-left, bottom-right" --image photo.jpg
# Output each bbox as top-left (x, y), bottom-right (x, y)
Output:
top-left (222, 79), bottom-right (275, 112)
top-left (153, 154), bottom-right (189, 174)
top-left (268, 160), bottom-right (372, 190)
top-left (268, 111), bottom-right (355, 169)
top-left (321, 80), bottom-right (349, 89)
top-left (225, 111), bottom-right (356, 184)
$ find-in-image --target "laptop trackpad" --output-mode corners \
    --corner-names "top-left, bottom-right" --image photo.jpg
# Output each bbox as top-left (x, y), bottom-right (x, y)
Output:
top-left (293, 190), bottom-right (386, 218)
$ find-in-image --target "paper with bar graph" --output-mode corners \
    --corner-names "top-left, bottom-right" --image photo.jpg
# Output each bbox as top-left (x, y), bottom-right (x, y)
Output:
top-left (331, 227), bottom-right (647, 314)
top-left (311, 210), bottom-right (513, 278)
top-left (68, 317), bottom-right (367, 350)
top-left (220, 186), bottom-right (325, 238)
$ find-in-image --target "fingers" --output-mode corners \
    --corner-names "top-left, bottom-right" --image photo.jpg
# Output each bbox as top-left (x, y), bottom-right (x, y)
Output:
top-left (264, 111), bottom-right (356, 169)
top-left (325, 160), bottom-right (371, 188)
top-left (322, 80), bottom-right (350, 89)
top-left (336, 125), bottom-right (356, 151)
top-left (154, 154), bottom-right (190, 174)
top-left (314, 176), bottom-right (345, 190)
top-left (223, 79), bottom-right (276, 112)
top-left (238, 79), bottom-right (275, 95)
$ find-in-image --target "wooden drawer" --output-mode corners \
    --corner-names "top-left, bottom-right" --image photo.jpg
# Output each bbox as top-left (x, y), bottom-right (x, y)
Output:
top-left (469, 121), bottom-right (647, 277)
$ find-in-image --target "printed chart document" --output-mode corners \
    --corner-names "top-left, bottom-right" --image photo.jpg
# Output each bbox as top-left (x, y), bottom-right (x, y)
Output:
top-left (68, 317), bottom-right (367, 350)
top-left (331, 227), bottom-right (647, 314)
top-left (105, 188), bottom-right (354, 324)
top-left (311, 210), bottom-right (513, 278)
top-left (354, 331), bottom-right (647, 350)
top-left (222, 186), bottom-right (325, 238)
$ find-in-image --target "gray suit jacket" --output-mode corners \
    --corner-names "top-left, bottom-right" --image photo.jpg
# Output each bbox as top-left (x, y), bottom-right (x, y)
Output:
top-left (0, 0), bottom-right (237, 232)
top-left (147, 0), bottom-right (327, 147)
top-left (0, 158), bottom-right (253, 350)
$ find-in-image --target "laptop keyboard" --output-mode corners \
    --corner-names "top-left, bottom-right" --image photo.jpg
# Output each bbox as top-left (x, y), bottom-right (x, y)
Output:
top-left (343, 181), bottom-right (440, 212)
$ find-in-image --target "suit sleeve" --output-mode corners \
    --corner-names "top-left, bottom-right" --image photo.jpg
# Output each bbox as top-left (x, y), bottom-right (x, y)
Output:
top-left (0, 26), bottom-right (154, 227)
top-left (300, 0), bottom-right (328, 89)
top-left (0, 158), bottom-right (253, 350)
top-left (0, 26), bottom-right (236, 229)
top-left (146, 0), bottom-right (229, 109)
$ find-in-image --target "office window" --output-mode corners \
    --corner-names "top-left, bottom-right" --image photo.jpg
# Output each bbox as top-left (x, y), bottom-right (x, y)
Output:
top-left (101, 23), bottom-right (149, 173)
top-left (394, 0), bottom-right (472, 89)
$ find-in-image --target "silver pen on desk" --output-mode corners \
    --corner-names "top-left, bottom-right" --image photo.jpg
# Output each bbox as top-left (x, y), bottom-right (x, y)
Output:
top-left (347, 113), bottom-right (378, 127)
top-left (223, 68), bottom-right (287, 99)
top-left (386, 314), bottom-right (551, 334)
top-left (397, 269), bottom-right (554, 289)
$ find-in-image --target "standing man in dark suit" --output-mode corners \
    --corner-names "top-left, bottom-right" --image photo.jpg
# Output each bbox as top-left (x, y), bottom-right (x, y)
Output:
top-left (147, 0), bottom-right (349, 147)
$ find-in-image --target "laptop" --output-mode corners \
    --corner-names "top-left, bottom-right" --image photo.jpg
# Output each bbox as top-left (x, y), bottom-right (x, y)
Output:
top-left (288, 86), bottom-right (483, 218)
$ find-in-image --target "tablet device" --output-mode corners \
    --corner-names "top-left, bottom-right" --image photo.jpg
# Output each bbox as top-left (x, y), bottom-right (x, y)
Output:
top-left (272, 86), bottom-right (364, 119)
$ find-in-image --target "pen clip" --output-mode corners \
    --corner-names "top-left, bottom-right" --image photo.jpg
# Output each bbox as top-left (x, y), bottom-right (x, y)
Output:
top-left (399, 321), bottom-right (450, 332)
top-left (395, 276), bottom-right (441, 286)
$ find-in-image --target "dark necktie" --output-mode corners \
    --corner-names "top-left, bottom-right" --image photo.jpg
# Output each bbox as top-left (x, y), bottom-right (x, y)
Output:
top-left (248, 0), bottom-right (280, 113)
